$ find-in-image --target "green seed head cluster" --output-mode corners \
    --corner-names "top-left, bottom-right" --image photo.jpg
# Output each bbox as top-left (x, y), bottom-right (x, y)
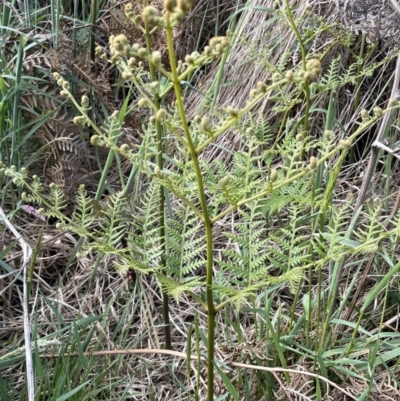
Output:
top-left (389, 98), bottom-right (399, 107)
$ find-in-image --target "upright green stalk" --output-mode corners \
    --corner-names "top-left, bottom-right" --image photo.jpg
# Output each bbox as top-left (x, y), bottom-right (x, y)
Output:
top-left (165, 13), bottom-right (216, 401)
top-left (284, 0), bottom-right (310, 159)
top-left (145, 23), bottom-right (172, 350)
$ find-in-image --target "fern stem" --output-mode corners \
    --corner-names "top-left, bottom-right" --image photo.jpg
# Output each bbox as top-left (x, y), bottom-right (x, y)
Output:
top-left (284, 0), bottom-right (310, 159)
top-left (145, 22), bottom-right (172, 350)
top-left (165, 13), bottom-right (216, 401)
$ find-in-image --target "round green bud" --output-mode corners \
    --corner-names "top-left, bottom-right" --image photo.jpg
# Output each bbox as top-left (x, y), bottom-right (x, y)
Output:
top-left (373, 107), bottom-right (383, 117)
top-left (178, 0), bottom-right (194, 13)
top-left (185, 55), bottom-right (195, 64)
top-left (306, 58), bottom-right (322, 78)
top-left (309, 156), bottom-right (318, 169)
top-left (204, 46), bottom-right (211, 56)
top-left (388, 98), bottom-right (398, 107)
top-left (81, 95), bottom-right (90, 108)
top-left (120, 144), bottom-right (130, 153)
top-left (113, 34), bottom-right (129, 50)
top-left (156, 109), bottom-right (167, 121)
top-left (73, 116), bottom-right (86, 125)
top-left (122, 71), bottom-right (133, 79)
top-left (142, 6), bottom-right (159, 25)
top-left (200, 116), bottom-right (211, 131)
top-left (152, 51), bottom-right (162, 65)
top-left (324, 130), bottom-right (334, 139)
top-left (339, 139), bottom-right (352, 149)
top-left (360, 109), bottom-right (370, 121)
top-left (138, 98), bottom-right (147, 108)
top-left (164, 0), bottom-right (177, 12)
top-left (219, 175), bottom-right (230, 187)
top-left (272, 72), bottom-right (281, 82)
top-left (138, 48), bottom-right (147, 58)
top-left (285, 70), bottom-right (294, 81)
top-left (249, 89), bottom-right (258, 99)
top-left (226, 106), bottom-right (238, 117)
top-left (60, 90), bottom-right (70, 98)
top-left (256, 81), bottom-right (267, 93)
top-left (128, 57), bottom-right (136, 68)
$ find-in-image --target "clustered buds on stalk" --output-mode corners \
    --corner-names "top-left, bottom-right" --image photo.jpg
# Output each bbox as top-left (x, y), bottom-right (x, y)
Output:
top-left (52, 72), bottom-right (71, 98)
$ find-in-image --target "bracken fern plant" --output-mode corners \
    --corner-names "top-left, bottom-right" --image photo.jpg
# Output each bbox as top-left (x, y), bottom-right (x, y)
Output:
top-left (3, 0), bottom-right (400, 399)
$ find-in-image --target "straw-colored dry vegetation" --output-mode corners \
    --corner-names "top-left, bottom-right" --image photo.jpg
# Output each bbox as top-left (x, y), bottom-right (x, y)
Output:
top-left (1, 0), bottom-right (400, 400)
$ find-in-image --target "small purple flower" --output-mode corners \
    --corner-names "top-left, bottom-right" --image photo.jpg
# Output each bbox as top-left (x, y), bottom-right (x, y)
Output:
top-left (22, 205), bottom-right (46, 221)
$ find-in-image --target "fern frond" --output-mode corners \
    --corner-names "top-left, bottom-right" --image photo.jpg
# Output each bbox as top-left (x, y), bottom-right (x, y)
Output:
top-left (157, 274), bottom-right (204, 302)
